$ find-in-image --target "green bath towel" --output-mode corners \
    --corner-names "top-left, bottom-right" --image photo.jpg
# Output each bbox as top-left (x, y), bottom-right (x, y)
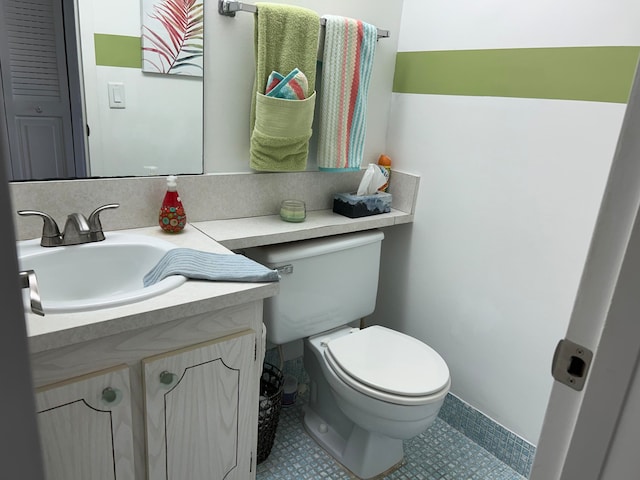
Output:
top-left (249, 3), bottom-right (320, 171)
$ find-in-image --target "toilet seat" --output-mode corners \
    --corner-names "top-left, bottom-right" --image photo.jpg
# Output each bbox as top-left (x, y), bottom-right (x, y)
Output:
top-left (324, 326), bottom-right (450, 406)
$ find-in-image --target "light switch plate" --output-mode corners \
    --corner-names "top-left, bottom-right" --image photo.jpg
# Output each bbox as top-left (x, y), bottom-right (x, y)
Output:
top-left (108, 82), bottom-right (126, 109)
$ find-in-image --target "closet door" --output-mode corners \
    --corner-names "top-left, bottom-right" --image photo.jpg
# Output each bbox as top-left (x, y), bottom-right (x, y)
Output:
top-left (143, 329), bottom-right (256, 480)
top-left (0, 0), bottom-right (77, 180)
top-left (35, 364), bottom-right (135, 480)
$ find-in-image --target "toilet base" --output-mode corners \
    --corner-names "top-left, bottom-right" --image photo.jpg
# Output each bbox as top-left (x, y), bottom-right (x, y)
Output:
top-left (303, 405), bottom-right (404, 479)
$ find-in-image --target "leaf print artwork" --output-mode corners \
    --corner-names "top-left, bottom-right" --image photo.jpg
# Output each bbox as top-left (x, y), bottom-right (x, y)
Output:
top-left (142, 0), bottom-right (204, 76)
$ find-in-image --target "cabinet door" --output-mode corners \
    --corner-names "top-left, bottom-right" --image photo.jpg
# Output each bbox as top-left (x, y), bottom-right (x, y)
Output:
top-left (144, 329), bottom-right (257, 480)
top-left (35, 364), bottom-right (135, 480)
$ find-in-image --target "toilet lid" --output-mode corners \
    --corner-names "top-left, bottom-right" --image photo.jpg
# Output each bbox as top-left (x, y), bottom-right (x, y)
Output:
top-left (326, 326), bottom-right (450, 397)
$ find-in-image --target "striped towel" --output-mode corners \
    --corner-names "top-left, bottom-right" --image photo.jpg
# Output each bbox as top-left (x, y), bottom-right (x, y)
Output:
top-left (265, 68), bottom-right (309, 100)
top-left (317, 15), bottom-right (377, 171)
top-left (143, 248), bottom-right (280, 286)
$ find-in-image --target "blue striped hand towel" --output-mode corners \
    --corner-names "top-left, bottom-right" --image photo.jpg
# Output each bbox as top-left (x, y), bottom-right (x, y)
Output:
top-left (317, 15), bottom-right (377, 171)
top-left (143, 248), bottom-right (280, 286)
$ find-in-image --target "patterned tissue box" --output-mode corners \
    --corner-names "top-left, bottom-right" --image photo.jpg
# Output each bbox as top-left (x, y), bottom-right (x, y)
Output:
top-left (332, 192), bottom-right (392, 218)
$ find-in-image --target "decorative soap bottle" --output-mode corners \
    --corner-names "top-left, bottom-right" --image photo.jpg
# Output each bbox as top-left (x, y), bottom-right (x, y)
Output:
top-left (159, 175), bottom-right (186, 233)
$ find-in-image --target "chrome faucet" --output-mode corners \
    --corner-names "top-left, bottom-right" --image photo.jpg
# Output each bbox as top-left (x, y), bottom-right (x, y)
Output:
top-left (62, 212), bottom-right (92, 245)
top-left (18, 204), bottom-right (119, 247)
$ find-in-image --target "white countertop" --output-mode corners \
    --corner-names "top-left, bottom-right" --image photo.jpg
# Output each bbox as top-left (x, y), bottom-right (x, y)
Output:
top-left (26, 225), bottom-right (278, 354)
top-left (27, 208), bottom-right (412, 354)
top-left (192, 208), bottom-right (412, 250)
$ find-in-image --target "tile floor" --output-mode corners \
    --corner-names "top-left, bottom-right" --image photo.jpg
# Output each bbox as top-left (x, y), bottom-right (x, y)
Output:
top-left (256, 394), bottom-right (527, 480)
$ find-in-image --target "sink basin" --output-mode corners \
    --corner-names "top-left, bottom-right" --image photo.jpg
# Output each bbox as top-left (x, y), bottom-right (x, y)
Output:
top-left (17, 232), bottom-right (186, 314)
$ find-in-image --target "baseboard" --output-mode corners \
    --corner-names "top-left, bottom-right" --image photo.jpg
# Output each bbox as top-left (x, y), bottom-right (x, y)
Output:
top-left (438, 393), bottom-right (536, 477)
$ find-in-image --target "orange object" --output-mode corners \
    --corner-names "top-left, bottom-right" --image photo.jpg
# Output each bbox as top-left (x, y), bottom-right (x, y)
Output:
top-left (378, 154), bottom-right (392, 167)
top-left (377, 154), bottom-right (392, 192)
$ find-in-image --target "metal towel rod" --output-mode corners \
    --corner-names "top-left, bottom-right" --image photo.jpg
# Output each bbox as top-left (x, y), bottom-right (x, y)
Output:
top-left (217, 0), bottom-right (391, 39)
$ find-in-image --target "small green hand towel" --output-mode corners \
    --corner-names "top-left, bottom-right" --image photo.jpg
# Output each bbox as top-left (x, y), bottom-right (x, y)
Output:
top-left (251, 92), bottom-right (316, 171)
top-left (249, 3), bottom-right (320, 172)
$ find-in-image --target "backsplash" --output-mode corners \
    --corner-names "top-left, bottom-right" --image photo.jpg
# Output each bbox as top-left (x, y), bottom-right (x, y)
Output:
top-left (10, 170), bottom-right (419, 240)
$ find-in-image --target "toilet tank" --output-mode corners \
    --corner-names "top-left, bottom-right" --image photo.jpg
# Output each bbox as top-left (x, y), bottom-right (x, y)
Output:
top-left (244, 230), bottom-right (384, 344)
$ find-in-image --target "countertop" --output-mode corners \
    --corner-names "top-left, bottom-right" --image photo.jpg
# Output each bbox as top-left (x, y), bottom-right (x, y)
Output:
top-left (26, 225), bottom-right (278, 353)
top-left (26, 208), bottom-right (412, 354)
top-left (192, 208), bottom-right (412, 250)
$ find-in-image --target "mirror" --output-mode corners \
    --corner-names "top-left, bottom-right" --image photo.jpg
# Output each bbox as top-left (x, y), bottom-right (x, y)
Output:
top-left (0, 0), bottom-right (203, 181)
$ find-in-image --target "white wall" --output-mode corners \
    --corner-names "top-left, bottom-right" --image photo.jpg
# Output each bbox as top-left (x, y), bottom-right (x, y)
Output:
top-left (368, 0), bottom-right (640, 444)
top-left (77, 0), bottom-right (203, 177)
top-left (397, 0), bottom-right (640, 51)
top-left (203, 0), bottom-right (404, 173)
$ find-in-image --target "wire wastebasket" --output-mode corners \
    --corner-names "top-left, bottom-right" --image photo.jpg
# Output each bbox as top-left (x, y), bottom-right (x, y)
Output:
top-left (257, 363), bottom-right (284, 464)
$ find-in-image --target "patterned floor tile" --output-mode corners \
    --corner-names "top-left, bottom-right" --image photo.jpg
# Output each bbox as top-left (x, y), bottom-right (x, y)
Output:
top-left (256, 395), bottom-right (526, 480)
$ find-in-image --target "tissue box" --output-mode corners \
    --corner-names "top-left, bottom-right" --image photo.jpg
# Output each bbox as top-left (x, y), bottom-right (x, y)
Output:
top-left (332, 192), bottom-right (392, 218)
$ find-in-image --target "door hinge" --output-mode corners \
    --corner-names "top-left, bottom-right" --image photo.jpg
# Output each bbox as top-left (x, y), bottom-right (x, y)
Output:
top-left (254, 338), bottom-right (257, 362)
top-left (250, 452), bottom-right (253, 472)
top-left (551, 339), bottom-right (593, 391)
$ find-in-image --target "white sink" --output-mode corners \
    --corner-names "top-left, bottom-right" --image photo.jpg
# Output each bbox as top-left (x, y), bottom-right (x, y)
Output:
top-left (17, 232), bottom-right (186, 314)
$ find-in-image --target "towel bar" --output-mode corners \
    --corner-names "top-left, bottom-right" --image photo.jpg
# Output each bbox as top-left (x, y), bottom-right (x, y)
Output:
top-left (217, 0), bottom-right (391, 39)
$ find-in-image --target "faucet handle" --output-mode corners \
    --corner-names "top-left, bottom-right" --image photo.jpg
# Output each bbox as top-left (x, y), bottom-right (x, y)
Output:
top-left (88, 203), bottom-right (120, 241)
top-left (17, 210), bottom-right (61, 247)
top-left (19, 270), bottom-right (44, 316)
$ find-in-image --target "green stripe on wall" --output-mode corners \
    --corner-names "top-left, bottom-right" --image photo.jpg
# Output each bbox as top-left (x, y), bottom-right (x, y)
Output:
top-left (94, 34), bottom-right (141, 68)
top-left (393, 46), bottom-right (640, 103)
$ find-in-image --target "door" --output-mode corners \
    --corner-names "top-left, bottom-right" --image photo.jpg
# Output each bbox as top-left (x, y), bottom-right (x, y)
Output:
top-left (530, 60), bottom-right (640, 478)
top-left (143, 330), bottom-right (257, 480)
top-left (35, 364), bottom-right (135, 480)
top-left (0, 150), bottom-right (44, 478)
top-left (0, 0), bottom-right (83, 180)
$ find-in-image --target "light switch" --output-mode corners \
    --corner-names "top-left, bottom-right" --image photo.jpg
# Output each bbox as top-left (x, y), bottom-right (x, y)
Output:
top-left (108, 82), bottom-right (126, 109)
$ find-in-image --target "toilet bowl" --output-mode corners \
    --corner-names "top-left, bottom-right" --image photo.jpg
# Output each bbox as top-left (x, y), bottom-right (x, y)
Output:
top-left (303, 326), bottom-right (450, 478)
top-left (243, 231), bottom-right (451, 479)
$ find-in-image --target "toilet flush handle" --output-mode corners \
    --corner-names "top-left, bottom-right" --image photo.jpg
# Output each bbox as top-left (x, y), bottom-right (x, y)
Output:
top-left (275, 264), bottom-right (293, 275)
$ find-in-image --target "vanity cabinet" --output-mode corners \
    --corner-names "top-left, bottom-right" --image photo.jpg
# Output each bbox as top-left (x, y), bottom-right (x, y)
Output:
top-left (144, 330), bottom-right (256, 479)
top-left (35, 364), bottom-right (135, 480)
top-left (30, 301), bottom-right (265, 480)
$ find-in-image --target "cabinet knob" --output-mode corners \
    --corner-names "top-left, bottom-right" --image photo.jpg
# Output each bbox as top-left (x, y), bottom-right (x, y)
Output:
top-left (159, 371), bottom-right (176, 385)
top-left (101, 387), bottom-right (120, 404)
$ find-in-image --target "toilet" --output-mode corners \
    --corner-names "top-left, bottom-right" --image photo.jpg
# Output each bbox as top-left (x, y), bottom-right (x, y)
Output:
top-left (245, 230), bottom-right (450, 479)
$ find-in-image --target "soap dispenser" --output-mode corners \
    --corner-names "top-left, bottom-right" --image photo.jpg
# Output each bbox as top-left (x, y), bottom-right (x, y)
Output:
top-left (159, 175), bottom-right (186, 233)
